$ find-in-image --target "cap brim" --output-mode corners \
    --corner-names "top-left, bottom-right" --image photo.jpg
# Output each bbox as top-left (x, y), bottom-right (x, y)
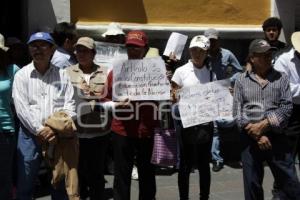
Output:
top-left (253, 46), bottom-right (275, 53)
top-left (292, 32), bottom-right (300, 53)
top-left (126, 40), bottom-right (145, 47)
top-left (102, 30), bottom-right (125, 37)
top-left (189, 44), bottom-right (209, 51)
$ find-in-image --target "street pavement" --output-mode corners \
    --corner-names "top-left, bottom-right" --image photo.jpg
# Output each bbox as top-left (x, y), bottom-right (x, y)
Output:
top-left (35, 162), bottom-right (300, 200)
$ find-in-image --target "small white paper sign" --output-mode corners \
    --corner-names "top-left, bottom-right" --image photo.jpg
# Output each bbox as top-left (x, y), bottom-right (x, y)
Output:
top-left (163, 32), bottom-right (188, 60)
top-left (178, 80), bottom-right (233, 128)
top-left (113, 57), bottom-right (171, 101)
top-left (94, 41), bottom-right (128, 71)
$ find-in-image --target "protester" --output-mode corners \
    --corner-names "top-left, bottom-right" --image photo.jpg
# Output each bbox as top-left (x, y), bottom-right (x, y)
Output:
top-left (262, 17), bottom-right (286, 50)
top-left (0, 33), bottom-right (19, 200)
top-left (204, 28), bottom-right (242, 172)
top-left (172, 35), bottom-right (215, 200)
top-left (12, 32), bottom-right (77, 200)
top-left (51, 22), bottom-right (78, 69)
top-left (102, 22), bottom-right (126, 44)
top-left (67, 36), bottom-right (113, 200)
top-left (274, 31), bottom-right (300, 171)
top-left (233, 39), bottom-right (300, 200)
top-left (106, 30), bottom-right (157, 200)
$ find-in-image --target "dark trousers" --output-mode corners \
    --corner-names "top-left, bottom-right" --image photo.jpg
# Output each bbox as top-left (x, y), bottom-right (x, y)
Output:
top-left (78, 135), bottom-right (109, 200)
top-left (0, 132), bottom-right (15, 200)
top-left (112, 133), bottom-right (156, 200)
top-left (173, 104), bottom-right (213, 200)
top-left (178, 139), bottom-right (212, 200)
top-left (241, 133), bottom-right (300, 200)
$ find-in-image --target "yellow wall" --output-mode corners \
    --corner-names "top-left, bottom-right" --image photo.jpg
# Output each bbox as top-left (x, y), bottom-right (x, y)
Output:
top-left (71, 0), bottom-right (270, 26)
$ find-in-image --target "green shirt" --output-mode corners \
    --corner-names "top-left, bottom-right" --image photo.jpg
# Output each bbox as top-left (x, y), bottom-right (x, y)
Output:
top-left (0, 64), bottom-right (19, 132)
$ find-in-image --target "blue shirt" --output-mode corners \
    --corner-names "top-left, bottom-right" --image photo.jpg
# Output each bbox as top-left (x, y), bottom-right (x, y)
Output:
top-left (0, 64), bottom-right (19, 132)
top-left (209, 48), bottom-right (242, 80)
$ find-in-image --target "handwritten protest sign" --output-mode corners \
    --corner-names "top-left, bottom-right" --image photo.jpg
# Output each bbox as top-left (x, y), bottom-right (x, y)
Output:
top-left (94, 41), bottom-right (127, 71)
top-left (163, 32), bottom-right (188, 60)
top-left (178, 80), bottom-right (232, 128)
top-left (113, 57), bottom-right (171, 101)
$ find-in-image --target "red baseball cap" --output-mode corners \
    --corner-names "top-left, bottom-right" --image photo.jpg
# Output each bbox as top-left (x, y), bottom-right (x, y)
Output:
top-left (126, 30), bottom-right (148, 47)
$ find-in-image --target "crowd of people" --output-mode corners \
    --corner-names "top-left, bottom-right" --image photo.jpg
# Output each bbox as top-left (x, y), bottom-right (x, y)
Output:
top-left (0, 17), bottom-right (300, 200)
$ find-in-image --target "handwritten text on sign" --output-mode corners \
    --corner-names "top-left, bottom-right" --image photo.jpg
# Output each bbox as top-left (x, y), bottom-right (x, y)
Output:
top-left (113, 57), bottom-right (171, 101)
top-left (178, 80), bottom-right (233, 128)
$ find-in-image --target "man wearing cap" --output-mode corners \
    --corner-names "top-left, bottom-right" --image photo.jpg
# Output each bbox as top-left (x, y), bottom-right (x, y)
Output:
top-left (51, 22), bottom-right (78, 69)
top-left (67, 36), bottom-right (114, 200)
top-left (106, 30), bottom-right (157, 200)
top-left (12, 32), bottom-right (76, 200)
top-left (171, 35), bottom-right (216, 200)
top-left (233, 39), bottom-right (300, 200)
top-left (274, 32), bottom-right (300, 171)
top-left (102, 22), bottom-right (125, 44)
top-left (204, 28), bottom-right (242, 172)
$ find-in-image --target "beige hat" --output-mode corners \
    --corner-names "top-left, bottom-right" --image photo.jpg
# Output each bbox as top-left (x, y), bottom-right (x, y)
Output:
top-left (292, 31), bottom-right (300, 53)
top-left (75, 37), bottom-right (95, 50)
top-left (0, 33), bottom-right (9, 51)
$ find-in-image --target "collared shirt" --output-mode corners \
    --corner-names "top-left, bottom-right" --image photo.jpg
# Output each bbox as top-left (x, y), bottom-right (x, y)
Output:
top-left (51, 47), bottom-right (77, 69)
top-left (274, 48), bottom-right (300, 104)
top-left (209, 48), bottom-right (242, 80)
top-left (233, 69), bottom-right (292, 132)
top-left (12, 62), bottom-right (76, 135)
top-left (67, 63), bottom-right (113, 138)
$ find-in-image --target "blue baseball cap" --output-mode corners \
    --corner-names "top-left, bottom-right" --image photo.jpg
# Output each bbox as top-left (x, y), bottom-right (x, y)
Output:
top-left (27, 32), bottom-right (55, 45)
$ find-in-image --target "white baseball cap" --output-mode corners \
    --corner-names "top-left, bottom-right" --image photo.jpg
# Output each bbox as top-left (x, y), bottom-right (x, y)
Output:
top-left (102, 22), bottom-right (125, 37)
top-left (189, 35), bottom-right (210, 50)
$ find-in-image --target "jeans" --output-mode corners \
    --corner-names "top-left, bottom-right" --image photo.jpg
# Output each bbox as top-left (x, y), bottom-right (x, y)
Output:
top-left (17, 127), bottom-right (42, 200)
top-left (0, 132), bottom-right (15, 200)
top-left (241, 133), bottom-right (300, 200)
top-left (211, 118), bottom-right (235, 164)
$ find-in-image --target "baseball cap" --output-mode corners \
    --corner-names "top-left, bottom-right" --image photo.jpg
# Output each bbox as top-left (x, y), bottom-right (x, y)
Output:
top-left (126, 30), bottom-right (148, 47)
top-left (102, 22), bottom-right (125, 37)
top-left (0, 33), bottom-right (9, 51)
top-left (27, 32), bottom-right (55, 45)
top-left (189, 35), bottom-right (210, 50)
top-left (291, 31), bottom-right (300, 53)
top-left (75, 37), bottom-right (95, 50)
top-left (249, 39), bottom-right (274, 53)
top-left (204, 28), bottom-right (219, 39)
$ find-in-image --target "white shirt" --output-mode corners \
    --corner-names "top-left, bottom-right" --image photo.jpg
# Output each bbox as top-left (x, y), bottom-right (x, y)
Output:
top-left (274, 48), bottom-right (300, 104)
top-left (172, 61), bottom-right (216, 87)
top-left (51, 47), bottom-right (77, 69)
top-left (12, 62), bottom-right (76, 135)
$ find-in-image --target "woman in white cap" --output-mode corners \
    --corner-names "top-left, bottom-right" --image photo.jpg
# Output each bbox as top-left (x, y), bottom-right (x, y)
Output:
top-left (0, 33), bottom-right (19, 199)
top-left (171, 35), bottom-right (216, 200)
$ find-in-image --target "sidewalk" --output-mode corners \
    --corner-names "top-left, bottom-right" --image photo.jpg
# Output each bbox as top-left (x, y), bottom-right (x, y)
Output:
top-left (36, 162), bottom-right (294, 200)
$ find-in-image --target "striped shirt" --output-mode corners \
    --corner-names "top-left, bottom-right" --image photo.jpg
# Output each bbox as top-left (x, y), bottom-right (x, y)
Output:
top-left (233, 69), bottom-right (292, 131)
top-left (12, 61), bottom-right (76, 135)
